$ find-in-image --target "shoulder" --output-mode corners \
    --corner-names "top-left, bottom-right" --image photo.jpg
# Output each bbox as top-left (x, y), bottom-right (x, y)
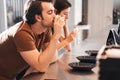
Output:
top-left (15, 21), bottom-right (35, 39)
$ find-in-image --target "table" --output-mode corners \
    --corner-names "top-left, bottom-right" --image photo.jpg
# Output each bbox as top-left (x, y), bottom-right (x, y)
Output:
top-left (21, 52), bottom-right (99, 80)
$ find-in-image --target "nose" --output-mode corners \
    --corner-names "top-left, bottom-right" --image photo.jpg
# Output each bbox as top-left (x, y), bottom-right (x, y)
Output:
top-left (53, 10), bottom-right (56, 17)
top-left (52, 11), bottom-right (56, 20)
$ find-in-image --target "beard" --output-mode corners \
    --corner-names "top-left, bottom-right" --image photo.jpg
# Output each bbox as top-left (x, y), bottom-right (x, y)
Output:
top-left (41, 20), bottom-right (53, 28)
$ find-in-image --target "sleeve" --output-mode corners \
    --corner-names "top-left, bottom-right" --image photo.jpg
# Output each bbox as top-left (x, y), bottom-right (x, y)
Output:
top-left (14, 31), bottom-right (36, 51)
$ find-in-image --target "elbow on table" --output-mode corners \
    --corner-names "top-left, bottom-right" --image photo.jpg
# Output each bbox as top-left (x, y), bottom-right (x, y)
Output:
top-left (35, 65), bottom-right (48, 73)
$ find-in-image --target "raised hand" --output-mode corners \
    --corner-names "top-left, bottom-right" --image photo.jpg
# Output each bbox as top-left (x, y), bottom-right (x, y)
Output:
top-left (53, 15), bottom-right (65, 39)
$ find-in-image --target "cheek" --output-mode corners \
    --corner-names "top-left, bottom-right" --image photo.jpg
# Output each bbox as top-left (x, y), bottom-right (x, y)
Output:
top-left (65, 15), bottom-right (69, 20)
top-left (59, 12), bottom-right (64, 16)
top-left (44, 16), bottom-right (52, 22)
top-left (46, 18), bottom-right (53, 24)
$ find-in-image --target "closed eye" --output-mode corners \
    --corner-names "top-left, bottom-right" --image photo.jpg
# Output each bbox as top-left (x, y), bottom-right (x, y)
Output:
top-left (64, 12), bottom-right (68, 16)
top-left (47, 9), bottom-right (57, 15)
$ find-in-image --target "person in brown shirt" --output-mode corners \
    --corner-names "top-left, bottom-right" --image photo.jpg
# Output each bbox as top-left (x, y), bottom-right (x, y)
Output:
top-left (0, 0), bottom-right (77, 80)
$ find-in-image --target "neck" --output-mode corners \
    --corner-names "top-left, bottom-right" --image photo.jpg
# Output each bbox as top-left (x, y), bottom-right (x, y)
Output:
top-left (30, 23), bottom-right (47, 35)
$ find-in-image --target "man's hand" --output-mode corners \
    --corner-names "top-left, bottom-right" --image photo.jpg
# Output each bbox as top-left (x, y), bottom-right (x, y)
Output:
top-left (53, 15), bottom-right (65, 39)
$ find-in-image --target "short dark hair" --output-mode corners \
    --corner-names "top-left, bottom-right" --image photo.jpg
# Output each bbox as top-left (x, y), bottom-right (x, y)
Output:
top-left (24, 0), bottom-right (54, 25)
top-left (54, 0), bottom-right (71, 14)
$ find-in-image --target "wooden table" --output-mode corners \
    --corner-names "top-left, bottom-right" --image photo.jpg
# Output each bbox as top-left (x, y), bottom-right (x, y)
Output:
top-left (21, 52), bottom-right (99, 80)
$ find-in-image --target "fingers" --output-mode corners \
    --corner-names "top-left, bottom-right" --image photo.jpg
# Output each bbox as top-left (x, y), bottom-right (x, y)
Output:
top-left (72, 28), bottom-right (78, 34)
top-left (70, 29), bottom-right (77, 39)
top-left (54, 15), bottom-right (65, 27)
top-left (53, 15), bottom-right (65, 39)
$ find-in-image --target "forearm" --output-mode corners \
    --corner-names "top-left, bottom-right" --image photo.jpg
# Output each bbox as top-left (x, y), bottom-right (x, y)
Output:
top-left (59, 35), bottom-right (65, 42)
top-left (38, 36), bottom-right (58, 71)
top-left (63, 25), bottom-right (69, 38)
top-left (59, 25), bottom-right (69, 41)
top-left (22, 38), bottom-right (58, 72)
top-left (57, 38), bottom-right (70, 50)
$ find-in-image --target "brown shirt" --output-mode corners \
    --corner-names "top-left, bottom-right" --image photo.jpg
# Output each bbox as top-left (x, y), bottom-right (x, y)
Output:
top-left (0, 21), bottom-right (52, 80)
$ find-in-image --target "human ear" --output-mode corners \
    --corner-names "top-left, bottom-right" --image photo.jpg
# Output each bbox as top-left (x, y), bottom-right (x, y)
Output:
top-left (35, 15), bottom-right (41, 22)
